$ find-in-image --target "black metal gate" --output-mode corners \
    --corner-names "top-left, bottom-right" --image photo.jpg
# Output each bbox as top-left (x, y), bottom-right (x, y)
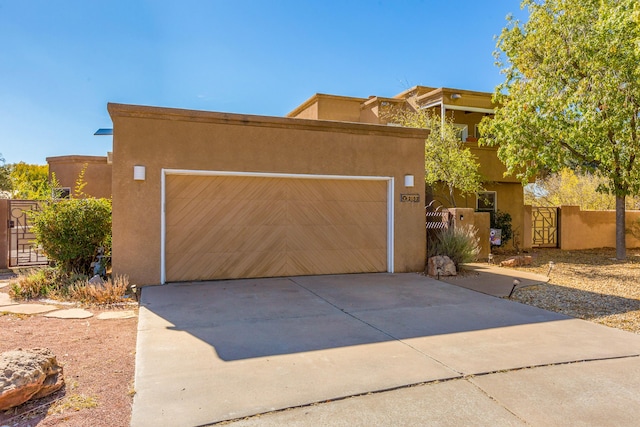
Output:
top-left (532, 207), bottom-right (559, 248)
top-left (8, 200), bottom-right (48, 267)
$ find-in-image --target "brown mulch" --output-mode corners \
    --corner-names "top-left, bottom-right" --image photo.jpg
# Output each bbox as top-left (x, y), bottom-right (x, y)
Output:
top-left (0, 302), bottom-right (137, 427)
top-left (493, 248), bottom-right (640, 334)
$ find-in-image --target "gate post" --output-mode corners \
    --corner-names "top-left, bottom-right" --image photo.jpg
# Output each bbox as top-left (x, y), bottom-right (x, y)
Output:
top-left (0, 199), bottom-right (8, 269)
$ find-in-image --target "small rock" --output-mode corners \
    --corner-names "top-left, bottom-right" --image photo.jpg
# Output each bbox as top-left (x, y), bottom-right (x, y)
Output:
top-left (0, 348), bottom-right (64, 411)
top-left (500, 256), bottom-right (533, 267)
top-left (427, 256), bottom-right (457, 277)
top-left (88, 275), bottom-right (105, 288)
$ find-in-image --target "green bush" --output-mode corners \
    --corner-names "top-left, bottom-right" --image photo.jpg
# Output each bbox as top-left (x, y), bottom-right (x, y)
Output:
top-left (31, 198), bottom-right (112, 275)
top-left (428, 225), bottom-right (480, 268)
top-left (490, 210), bottom-right (513, 247)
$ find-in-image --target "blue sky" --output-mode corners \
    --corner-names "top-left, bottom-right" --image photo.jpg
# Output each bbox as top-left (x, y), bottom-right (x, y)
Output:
top-left (0, 1), bottom-right (527, 165)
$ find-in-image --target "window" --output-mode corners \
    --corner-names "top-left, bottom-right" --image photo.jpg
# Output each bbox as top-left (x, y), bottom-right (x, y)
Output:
top-left (52, 187), bottom-right (71, 199)
top-left (477, 191), bottom-right (496, 212)
top-left (453, 124), bottom-right (468, 142)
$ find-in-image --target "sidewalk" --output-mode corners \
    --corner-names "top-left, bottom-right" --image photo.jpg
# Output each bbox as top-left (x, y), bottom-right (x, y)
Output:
top-left (439, 262), bottom-right (549, 297)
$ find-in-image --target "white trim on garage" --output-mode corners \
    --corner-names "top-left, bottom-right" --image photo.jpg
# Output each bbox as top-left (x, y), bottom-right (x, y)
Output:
top-left (160, 169), bottom-right (395, 284)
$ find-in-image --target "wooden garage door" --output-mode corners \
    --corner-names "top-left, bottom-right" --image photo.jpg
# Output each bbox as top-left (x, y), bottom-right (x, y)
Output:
top-left (165, 175), bottom-right (388, 281)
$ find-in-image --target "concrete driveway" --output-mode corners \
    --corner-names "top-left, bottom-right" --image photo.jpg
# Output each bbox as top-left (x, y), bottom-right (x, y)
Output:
top-left (132, 273), bottom-right (640, 427)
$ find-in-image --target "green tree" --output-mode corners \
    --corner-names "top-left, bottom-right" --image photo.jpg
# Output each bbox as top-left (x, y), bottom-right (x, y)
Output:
top-left (480, 0), bottom-right (640, 259)
top-left (9, 162), bottom-right (51, 199)
top-left (525, 168), bottom-right (640, 210)
top-left (0, 153), bottom-right (11, 194)
top-left (391, 109), bottom-right (483, 206)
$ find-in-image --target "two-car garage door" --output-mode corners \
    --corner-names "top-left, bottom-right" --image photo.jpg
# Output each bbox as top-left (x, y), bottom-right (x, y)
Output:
top-left (164, 173), bottom-right (390, 282)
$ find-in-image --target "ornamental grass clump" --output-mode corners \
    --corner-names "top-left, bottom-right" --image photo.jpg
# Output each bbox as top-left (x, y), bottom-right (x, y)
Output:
top-left (66, 275), bottom-right (130, 306)
top-left (428, 225), bottom-right (480, 269)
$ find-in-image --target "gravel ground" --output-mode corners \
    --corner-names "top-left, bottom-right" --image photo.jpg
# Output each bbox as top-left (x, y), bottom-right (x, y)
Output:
top-left (493, 248), bottom-right (640, 334)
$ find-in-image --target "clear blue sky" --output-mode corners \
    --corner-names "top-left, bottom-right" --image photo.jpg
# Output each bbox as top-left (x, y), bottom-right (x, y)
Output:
top-left (0, 1), bottom-right (527, 165)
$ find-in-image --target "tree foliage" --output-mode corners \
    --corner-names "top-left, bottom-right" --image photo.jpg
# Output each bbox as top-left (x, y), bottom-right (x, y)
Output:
top-left (391, 108), bottom-right (483, 206)
top-left (480, 0), bottom-right (640, 259)
top-left (8, 162), bottom-right (51, 199)
top-left (31, 198), bottom-right (112, 275)
top-left (525, 168), bottom-right (640, 209)
top-left (0, 153), bottom-right (11, 194)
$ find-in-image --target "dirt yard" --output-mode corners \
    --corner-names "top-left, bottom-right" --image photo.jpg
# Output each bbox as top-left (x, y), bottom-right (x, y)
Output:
top-left (2, 247), bottom-right (640, 426)
top-left (0, 299), bottom-right (137, 427)
top-left (494, 248), bottom-right (640, 334)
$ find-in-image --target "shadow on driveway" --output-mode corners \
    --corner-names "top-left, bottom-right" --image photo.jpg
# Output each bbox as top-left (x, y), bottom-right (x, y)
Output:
top-left (133, 273), bottom-right (640, 427)
top-left (139, 273), bottom-right (568, 361)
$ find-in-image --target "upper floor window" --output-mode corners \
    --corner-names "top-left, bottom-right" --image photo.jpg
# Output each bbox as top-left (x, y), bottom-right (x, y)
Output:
top-left (477, 191), bottom-right (496, 212)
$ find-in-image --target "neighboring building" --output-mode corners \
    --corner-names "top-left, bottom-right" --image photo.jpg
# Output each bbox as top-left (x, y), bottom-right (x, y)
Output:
top-left (46, 155), bottom-right (112, 199)
top-left (288, 86), bottom-right (527, 248)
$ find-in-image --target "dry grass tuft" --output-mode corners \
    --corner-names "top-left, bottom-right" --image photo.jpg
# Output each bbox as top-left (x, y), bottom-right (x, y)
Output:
top-left (66, 275), bottom-right (130, 305)
top-left (48, 394), bottom-right (99, 414)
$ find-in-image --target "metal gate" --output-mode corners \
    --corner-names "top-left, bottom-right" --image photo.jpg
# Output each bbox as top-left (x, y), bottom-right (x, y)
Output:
top-left (8, 200), bottom-right (48, 267)
top-left (532, 207), bottom-right (559, 248)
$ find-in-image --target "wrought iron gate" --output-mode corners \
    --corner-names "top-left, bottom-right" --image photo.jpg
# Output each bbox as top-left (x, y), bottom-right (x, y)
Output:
top-left (8, 200), bottom-right (48, 267)
top-left (532, 207), bottom-right (559, 248)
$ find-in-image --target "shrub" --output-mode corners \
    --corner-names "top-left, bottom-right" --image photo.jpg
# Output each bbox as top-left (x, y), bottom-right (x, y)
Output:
top-left (30, 198), bottom-right (112, 275)
top-left (428, 225), bottom-right (480, 268)
top-left (66, 275), bottom-right (130, 305)
top-left (490, 210), bottom-right (513, 247)
top-left (9, 270), bottom-right (130, 305)
top-left (9, 268), bottom-right (62, 300)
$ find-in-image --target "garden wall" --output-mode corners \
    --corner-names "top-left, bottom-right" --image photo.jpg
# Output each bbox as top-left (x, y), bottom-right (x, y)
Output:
top-left (558, 205), bottom-right (640, 250)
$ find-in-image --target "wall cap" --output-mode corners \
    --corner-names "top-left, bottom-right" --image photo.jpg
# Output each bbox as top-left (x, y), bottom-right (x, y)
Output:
top-left (107, 103), bottom-right (430, 139)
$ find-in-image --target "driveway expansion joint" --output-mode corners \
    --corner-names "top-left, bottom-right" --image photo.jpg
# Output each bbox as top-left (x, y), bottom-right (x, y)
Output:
top-left (286, 277), bottom-right (464, 376)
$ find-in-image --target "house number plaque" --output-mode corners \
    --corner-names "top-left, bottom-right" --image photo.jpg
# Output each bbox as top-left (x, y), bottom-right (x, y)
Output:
top-left (400, 193), bottom-right (420, 203)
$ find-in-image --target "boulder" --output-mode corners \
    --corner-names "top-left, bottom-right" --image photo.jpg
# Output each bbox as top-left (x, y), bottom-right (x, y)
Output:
top-left (500, 255), bottom-right (533, 267)
top-left (88, 274), bottom-right (105, 288)
top-left (427, 255), bottom-right (457, 277)
top-left (0, 348), bottom-right (64, 411)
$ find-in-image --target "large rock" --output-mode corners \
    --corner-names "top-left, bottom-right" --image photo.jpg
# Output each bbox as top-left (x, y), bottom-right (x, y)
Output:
top-left (427, 255), bottom-right (457, 277)
top-left (0, 348), bottom-right (64, 411)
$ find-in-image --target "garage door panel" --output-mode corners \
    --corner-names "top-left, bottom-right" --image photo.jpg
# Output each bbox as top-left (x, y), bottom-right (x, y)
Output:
top-left (288, 201), bottom-right (386, 227)
top-left (166, 175), bottom-right (388, 282)
top-left (288, 179), bottom-right (386, 202)
top-left (287, 249), bottom-right (386, 275)
top-left (168, 250), bottom-right (288, 282)
top-left (211, 225), bottom-right (287, 253)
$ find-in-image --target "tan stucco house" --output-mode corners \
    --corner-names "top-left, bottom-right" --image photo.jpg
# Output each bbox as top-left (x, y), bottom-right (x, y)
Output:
top-left (47, 85), bottom-right (524, 285)
top-left (288, 86), bottom-right (526, 246)
top-left (108, 104), bottom-right (428, 285)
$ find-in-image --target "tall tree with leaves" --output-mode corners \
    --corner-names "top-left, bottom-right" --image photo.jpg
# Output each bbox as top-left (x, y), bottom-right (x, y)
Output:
top-left (9, 162), bottom-right (51, 200)
top-left (0, 153), bottom-right (11, 194)
top-left (480, 0), bottom-right (640, 259)
top-left (391, 109), bottom-right (483, 207)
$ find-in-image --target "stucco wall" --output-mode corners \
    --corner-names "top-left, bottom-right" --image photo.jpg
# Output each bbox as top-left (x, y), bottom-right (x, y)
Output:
top-left (47, 155), bottom-right (112, 199)
top-left (0, 199), bottom-right (8, 269)
top-left (448, 208), bottom-right (491, 260)
top-left (558, 206), bottom-right (640, 250)
top-left (429, 181), bottom-right (527, 250)
top-left (109, 103), bottom-right (429, 285)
